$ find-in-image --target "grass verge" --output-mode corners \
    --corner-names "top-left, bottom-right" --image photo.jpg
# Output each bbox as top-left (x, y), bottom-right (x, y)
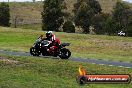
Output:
top-left (0, 54), bottom-right (132, 88)
top-left (0, 27), bottom-right (132, 62)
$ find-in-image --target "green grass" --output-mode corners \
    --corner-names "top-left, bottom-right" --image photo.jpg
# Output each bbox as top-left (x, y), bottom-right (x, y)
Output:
top-left (0, 27), bottom-right (132, 62)
top-left (0, 54), bottom-right (132, 88)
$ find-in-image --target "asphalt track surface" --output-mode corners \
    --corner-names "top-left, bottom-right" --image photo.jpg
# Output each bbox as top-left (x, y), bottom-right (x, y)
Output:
top-left (0, 50), bottom-right (132, 68)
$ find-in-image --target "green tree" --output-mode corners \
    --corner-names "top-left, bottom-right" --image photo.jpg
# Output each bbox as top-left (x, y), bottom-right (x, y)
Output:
top-left (126, 24), bottom-right (132, 36)
top-left (74, 0), bottom-right (102, 33)
top-left (63, 21), bottom-right (75, 33)
top-left (112, 1), bottom-right (130, 31)
top-left (102, 16), bottom-right (117, 35)
top-left (41, 0), bottom-right (64, 31)
top-left (0, 2), bottom-right (10, 27)
top-left (91, 13), bottom-right (109, 34)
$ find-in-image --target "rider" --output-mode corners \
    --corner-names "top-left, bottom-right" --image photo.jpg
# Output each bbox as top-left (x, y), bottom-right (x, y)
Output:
top-left (46, 31), bottom-right (56, 42)
top-left (45, 31), bottom-right (60, 56)
top-left (38, 35), bottom-right (44, 41)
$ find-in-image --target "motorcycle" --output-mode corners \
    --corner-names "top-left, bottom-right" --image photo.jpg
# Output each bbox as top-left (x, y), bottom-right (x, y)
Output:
top-left (30, 38), bottom-right (71, 59)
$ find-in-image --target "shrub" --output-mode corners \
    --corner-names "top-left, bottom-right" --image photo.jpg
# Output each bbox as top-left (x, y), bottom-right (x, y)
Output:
top-left (63, 21), bottom-right (75, 33)
top-left (126, 25), bottom-right (132, 37)
top-left (0, 2), bottom-right (10, 27)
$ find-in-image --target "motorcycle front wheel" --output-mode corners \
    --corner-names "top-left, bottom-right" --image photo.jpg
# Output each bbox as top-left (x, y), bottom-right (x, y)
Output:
top-left (30, 47), bottom-right (40, 56)
top-left (59, 48), bottom-right (71, 59)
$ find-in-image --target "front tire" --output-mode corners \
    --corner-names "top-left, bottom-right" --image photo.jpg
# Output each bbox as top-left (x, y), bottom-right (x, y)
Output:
top-left (30, 47), bottom-right (40, 56)
top-left (59, 48), bottom-right (71, 59)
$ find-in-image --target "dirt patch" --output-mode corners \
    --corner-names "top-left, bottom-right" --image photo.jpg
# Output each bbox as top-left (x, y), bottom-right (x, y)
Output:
top-left (0, 57), bottom-right (19, 64)
top-left (90, 39), bottom-right (132, 50)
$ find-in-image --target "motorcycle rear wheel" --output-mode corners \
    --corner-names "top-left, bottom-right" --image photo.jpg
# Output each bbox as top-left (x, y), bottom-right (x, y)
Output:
top-left (59, 48), bottom-right (71, 59)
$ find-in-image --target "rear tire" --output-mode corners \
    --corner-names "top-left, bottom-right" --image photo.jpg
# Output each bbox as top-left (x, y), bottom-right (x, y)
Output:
top-left (30, 47), bottom-right (40, 56)
top-left (59, 48), bottom-right (71, 59)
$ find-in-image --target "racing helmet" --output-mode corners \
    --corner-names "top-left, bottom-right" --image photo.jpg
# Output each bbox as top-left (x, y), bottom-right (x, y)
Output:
top-left (46, 31), bottom-right (53, 38)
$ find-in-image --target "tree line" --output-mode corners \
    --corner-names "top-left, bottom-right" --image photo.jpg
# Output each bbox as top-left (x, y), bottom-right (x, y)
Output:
top-left (0, 2), bottom-right (10, 27)
top-left (42, 0), bottom-right (132, 36)
top-left (0, 1), bottom-right (131, 36)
